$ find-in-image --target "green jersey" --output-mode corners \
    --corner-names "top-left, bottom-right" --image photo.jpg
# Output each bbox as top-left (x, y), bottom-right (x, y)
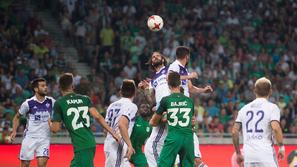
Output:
top-left (130, 116), bottom-right (152, 152)
top-left (52, 93), bottom-right (96, 151)
top-left (130, 116), bottom-right (152, 167)
top-left (157, 93), bottom-right (194, 135)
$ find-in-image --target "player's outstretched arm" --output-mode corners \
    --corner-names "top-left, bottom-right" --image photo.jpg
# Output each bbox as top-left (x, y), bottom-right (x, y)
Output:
top-left (232, 122), bottom-right (244, 165)
top-left (180, 71), bottom-right (198, 80)
top-left (271, 121), bottom-right (285, 160)
top-left (118, 115), bottom-right (135, 159)
top-left (188, 80), bottom-right (213, 94)
top-left (89, 107), bottom-right (120, 142)
top-left (10, 112), bottom-right (21, 142)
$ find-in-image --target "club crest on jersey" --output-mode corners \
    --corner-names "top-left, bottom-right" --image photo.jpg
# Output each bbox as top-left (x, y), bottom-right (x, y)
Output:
top-left (146, 127), bottom-right (150, 132)
top-left (46, 103), bottom-right (50, 108)
top-left (153, 81), bottom-right (158, 87)
top-left (33, 106), bottom-right (38, 109)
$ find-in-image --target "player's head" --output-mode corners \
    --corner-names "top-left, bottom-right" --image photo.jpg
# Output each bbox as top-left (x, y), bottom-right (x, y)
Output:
top-left (138, 103), bottom-right (152, 118)
top-left (147, 52), bottom-right (167, 71)
top-left (167, 71), bottom-right (181, 89)
top-left (176, 46), bottom-right (190, 61)
top-left (254, 77), bottom-right (272, 98)
top-left (31, 78), bottom-right (47, 96)
top-left (120, 79), bottom-right (136, 98)
top-left (59, 73), bottom-right (74, 93)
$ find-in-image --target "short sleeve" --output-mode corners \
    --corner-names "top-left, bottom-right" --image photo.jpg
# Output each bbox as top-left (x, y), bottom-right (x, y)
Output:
top-left (19, 100), bottom-right (29, 115)
top-left (235, 109), bottom-right (243, 123)
top-left (122, 105), bottom-right (137, 122)
top-left (270, 105), bottom-right (280, 122)
top-left (52, 101), bottom-right (62, 122)
top-left (156, 97), bottom-right (167, 115)
top-left (168, 62), bottom-right (180, 73)
top-left (84, 96), bottom-right (93, 108)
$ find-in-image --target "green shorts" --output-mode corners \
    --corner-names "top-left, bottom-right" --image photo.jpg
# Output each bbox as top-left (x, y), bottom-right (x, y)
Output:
top-left (70, 147), bottom-right (96, 167)
top-left (158, 133), bottom-right (194, 167)
top-left (130, 150), bottom-right (148, 167)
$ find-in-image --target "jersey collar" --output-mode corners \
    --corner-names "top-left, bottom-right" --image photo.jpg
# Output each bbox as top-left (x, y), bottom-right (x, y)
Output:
top-left (32, 95), bottom-right (47, 103)
top-left (176, 60), bottom-right (184, 68)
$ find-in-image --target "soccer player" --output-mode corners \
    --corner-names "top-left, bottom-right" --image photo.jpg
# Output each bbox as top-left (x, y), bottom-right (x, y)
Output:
top-left (168, 46), bottom-right (212, 166)
top-left (49, 73), bottom-right (119, 167)
top-left (150, 71), bottom-right (195, 167)
top-left (10, 78), bottom-right (55, 167)
top-left (139, 52), bottom-right (170, 167)
top-left (104, 79), bottom-right (138, 167)
top-left (130, 103), bottom-right (153, 167)
top-left (232, 77), bottom-right (285, 167)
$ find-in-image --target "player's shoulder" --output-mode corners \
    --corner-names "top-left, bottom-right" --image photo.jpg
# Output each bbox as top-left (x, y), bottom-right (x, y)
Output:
top-left (168, 60), bottom-right (179, 69)
top-left (45, 96), bottom-right (55, 102)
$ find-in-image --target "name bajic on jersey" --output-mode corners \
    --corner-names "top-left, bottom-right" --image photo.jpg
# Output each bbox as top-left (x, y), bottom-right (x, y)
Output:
top-left (67, 99), bottom-right (83, 105)
top-left (171, 101), bottom-right (187, 107)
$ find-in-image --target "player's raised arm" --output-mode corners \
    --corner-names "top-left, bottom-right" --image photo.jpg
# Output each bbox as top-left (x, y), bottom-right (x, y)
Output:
top-left (89, 107), bottom-right (120, 142)
top-left (188, 80), bottom-right (213, 94)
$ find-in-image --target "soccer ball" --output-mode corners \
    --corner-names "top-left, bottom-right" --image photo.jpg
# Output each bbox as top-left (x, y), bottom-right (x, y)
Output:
top-left (147, 15), bottom-right (164, 32)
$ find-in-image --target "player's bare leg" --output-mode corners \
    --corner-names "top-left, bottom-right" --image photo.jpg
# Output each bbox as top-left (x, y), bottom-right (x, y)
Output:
top-left (37, 157), bottom-right (49, 167)
top-left (195, 158), bottom-right (208, 167)
top-left (21, 160), bottom-right (30, 167)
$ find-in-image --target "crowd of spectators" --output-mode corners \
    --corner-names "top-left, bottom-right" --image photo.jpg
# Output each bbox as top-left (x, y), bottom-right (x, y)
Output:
top-left (1, 0), bottom-right (297, 143)
top-left (50, 0), bottom-right (297, 136)
top-left (0, 0), bottom-right (73, 143)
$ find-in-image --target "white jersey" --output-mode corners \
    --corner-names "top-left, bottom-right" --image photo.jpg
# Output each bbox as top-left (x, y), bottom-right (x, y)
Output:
top-left (104, 98), bottom-right (138, 149)
top-left (19, 96), bottom-right (55, 138)
top-left (145, 66), bottom-right (170, 166)
top-left (168, 60), bottom-right (190, 97)
top-left (149, 66), bottom-right (170, 106)
top-left (235, 98), bottom-right (280, 163)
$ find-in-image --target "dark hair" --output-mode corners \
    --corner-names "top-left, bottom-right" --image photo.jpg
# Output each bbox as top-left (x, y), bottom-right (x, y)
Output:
top-left (31, 78), bottom-right (46, 92)
top-left (254, 80), bottom-right (271, 97)
top-left (176, 46), bottom-right (190, 59)
top-left (146, 52), bottom-right (167, 71)
top-left (59, 73), bottom-right (73, 91)
top-left (121, 79), bottom-right (136, 98)
top-left (167, 71), bottom-right (180, 88)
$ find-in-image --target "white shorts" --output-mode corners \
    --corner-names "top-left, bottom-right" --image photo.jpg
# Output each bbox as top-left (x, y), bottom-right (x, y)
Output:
top-left (104, 141), bottom-right (131, 167)
top-left (193, 133), bottom-right (202, 158)
top-left (244, 162), bottom-right (278, 167)
top-left (144, 139), bottom-right (164, 167)
top-left (19, 137), bottom-right (50, 160)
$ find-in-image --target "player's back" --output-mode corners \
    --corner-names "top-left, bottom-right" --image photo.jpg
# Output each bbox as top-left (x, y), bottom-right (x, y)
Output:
top-left (168, 60), bottom-right (190, 97)
top-left (160, 93), bottom-right (194, 135)
top-left (54, 93), bottom-right (95, 151)
top-left (104, 98), bottom-right (137, 147)
top-left (237, 98), bottom-right (280, 162)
